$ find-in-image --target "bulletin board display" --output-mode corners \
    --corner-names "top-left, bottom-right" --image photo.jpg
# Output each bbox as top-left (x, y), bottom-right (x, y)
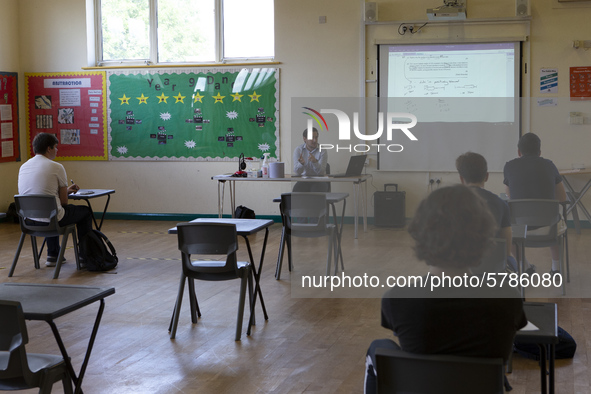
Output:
top-left (107, 68), bottom-right (279, 161)
top-left (25, 72), bottom-right (108, 160)
top-left (0, 72), bottom-right (20, 163)
top-left (570, 66), bottom-right (591, 101)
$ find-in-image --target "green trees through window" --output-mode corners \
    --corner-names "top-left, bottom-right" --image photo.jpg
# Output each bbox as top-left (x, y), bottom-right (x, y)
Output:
top-left (97, 0), bottom-right (273, 65)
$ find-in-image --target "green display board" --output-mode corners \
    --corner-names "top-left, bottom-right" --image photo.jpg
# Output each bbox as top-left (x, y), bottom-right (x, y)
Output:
top-left (107, 68), bottom-right (278, 161)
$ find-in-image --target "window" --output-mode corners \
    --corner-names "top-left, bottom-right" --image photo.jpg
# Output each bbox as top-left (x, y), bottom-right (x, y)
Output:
top-left (95, 0), bottom-right (274, 66)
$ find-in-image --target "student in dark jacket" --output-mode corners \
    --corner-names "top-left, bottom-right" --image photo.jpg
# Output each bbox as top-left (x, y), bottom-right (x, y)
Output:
top-left (456, 151), bottom-right (518, 271)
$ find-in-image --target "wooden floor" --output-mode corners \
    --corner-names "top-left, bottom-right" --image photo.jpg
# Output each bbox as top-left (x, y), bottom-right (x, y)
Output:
top-left (0, 219), bottom-right (590, 394)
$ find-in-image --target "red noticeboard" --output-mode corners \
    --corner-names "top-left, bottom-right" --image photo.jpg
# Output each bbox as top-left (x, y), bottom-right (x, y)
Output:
top-left (25, 72), bottom-right (107, 161)
top-left (0, 72), bottom-right (20, 163)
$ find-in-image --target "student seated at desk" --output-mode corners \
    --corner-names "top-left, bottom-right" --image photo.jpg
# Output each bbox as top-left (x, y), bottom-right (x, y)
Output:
top-left (18, 132), bottom-right (92, 267)
top-left (456, 151), bottom-right (518, 272)
top-left (503, 132), bottom-right (567, 275)
top-left (292, 127), bottom-right (329, 192)
top-left (364, 185), bottom-right (526, 393)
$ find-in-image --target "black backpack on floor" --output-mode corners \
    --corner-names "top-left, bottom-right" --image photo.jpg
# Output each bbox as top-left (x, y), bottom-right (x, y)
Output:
top-left (235, 205), bottom-right (256, 219)
top-left (80, 229), bottom-right (118, 272)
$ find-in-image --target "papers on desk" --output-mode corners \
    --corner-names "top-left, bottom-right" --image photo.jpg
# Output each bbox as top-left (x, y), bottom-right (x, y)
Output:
top-left (519, 321), bottom-right (540, 331)
top-left (302, 176), bottom-right (330, 179)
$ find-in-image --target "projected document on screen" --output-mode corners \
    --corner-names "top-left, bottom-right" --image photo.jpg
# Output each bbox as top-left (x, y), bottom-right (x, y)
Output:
top-left (385, 43), bottom-right (516, 123)
top-left (377, 42), bottom-right (521, 171)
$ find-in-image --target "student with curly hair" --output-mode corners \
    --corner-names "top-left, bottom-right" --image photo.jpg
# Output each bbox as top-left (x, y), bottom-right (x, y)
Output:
top-left (364, 185), bottom-right (526, 393)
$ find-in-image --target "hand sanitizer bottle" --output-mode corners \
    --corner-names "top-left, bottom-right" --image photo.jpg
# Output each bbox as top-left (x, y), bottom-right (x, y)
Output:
top-left (261, 153), bottom-right (270, 178)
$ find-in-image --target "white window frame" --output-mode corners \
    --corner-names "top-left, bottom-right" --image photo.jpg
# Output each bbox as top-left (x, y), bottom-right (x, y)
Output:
top-left (88, 0), bottom-right (274, 67)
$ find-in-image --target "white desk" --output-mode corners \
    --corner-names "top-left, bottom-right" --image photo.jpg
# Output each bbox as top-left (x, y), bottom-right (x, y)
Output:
top-left (212, 174), bottom-right (370, 238)
top-left (69, 189), bottom-right (115, 231)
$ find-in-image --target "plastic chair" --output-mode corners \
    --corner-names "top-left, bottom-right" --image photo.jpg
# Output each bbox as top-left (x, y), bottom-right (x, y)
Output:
top-left (375, 347), bottom-right (505, 394)
top-left (471, 238), bottom-right (507, 276)
top-left (275, 193), bottom-right (338, 279)
top-left (9, 194), bottom-right (80, 279)
top-left (169, 222), bottom-right (253, 341)
top-left (325, 163), bottom-right (331, 192)
top-left (0, 300), bottom-right (73, 394)
top-left (508, 199), bottom-right (568, 294)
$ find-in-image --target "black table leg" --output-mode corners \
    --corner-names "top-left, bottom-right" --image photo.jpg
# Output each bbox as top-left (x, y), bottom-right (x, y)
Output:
top-left (539, 343), bottom-right (547, 394)
top-left (47, 299), bottom-right (106, 394)
top-left (549, 344), bottom-right (555, 394)
top-left (245, 228), bottom-right (269, 336)
top-left (336, 199), bottom-right (346, 272)
top-left (97, 194), bottom-right (111, 231)
top-left (81, 194), bottom-right (111, 231)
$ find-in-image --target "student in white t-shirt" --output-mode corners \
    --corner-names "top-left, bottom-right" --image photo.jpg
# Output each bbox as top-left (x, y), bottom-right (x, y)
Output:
top-left (18, 133), bottom-right (93, 267)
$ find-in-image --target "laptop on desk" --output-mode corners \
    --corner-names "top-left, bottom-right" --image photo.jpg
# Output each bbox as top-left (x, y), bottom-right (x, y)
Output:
top-left (329, 155), bottom-right (367, 178)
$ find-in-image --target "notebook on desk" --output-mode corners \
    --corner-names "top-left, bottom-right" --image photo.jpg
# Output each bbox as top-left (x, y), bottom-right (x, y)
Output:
top-left (329, 155), bottom-right (367, 178)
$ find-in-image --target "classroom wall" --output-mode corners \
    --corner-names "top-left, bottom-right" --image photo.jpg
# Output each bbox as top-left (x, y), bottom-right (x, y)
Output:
top-left (0, 0), bottom-right (20, 212)
top-left (365, 0), bottom-right (591, 217)
top-left (1, 0), bottom-right (591, 221)
top-left (529, 0), bottom-right (591, 172)
top-left (1, 0), bottom-right (363, 218)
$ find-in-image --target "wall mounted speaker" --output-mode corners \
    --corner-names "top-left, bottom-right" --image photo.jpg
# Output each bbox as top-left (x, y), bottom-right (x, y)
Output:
top-left (515, 0), bottom-right (530, 16)
top-left (365, 2), bottom-right (378, 22)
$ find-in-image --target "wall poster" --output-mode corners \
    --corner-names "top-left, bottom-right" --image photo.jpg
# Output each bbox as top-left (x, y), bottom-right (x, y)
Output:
top-left (540, 68), bottom-right (558, 94)
top-left (570, 66), bottom-right (591, 101)
top-left (107, 68), bottom-right (279, 161)
top-left (25, 71), bottom-right (108, 160)
top-left (0, 72), bottom-right (20, 163)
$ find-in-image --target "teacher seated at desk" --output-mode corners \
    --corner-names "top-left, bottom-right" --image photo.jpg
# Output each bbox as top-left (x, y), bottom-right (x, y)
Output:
top-left (292, 127), bottom-right (329, 192)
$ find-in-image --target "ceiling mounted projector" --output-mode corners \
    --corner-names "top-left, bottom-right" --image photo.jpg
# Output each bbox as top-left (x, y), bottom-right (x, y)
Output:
top-left (427, 0), bottom-right (467, 21)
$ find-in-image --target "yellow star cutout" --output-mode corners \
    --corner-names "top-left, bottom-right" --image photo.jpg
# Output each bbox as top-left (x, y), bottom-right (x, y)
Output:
top-left (174, 93), bottom-right (186, 103)
top-left (248, 91), bottom-right (262, 102)
top-left (231, 92), bottom-right (243, 102)
top-left (193, 92), bottom-right (204, 103)
top-left (213, 92), bottom-right (225, 104)
top-left (157, 93), bottom-right (169, 103)
top-left (136, 93), bottom-right (149, 104)
top-left (118, 94), bottom-right (130, 105)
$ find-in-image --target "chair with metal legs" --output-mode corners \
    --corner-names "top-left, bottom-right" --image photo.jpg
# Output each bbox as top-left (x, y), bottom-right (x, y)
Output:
top-left (10, 194), bottom-right (80, 279)
top-left (508, 199), bottom-right (568, 295)
top-left (276, 193), bottom-right (338, 279)
top-left (169, 222), bottom-right (253, 341)
top-left (0, 300), bottom-right (73, 394)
